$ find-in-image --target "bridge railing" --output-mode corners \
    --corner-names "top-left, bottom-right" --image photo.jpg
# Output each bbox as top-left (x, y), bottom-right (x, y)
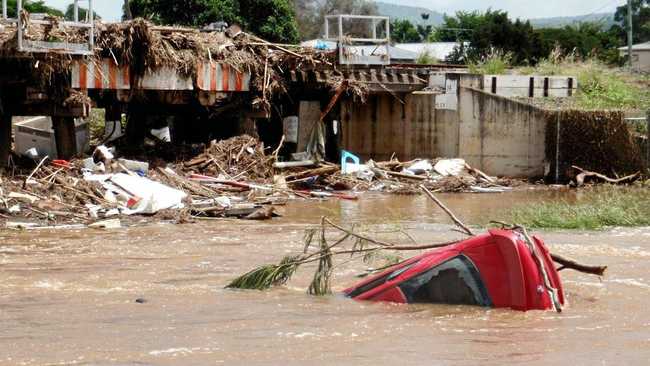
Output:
top-left (324, 14), bottom-right (391, 66)
top-left (1, 0), bottom-right (94, 56)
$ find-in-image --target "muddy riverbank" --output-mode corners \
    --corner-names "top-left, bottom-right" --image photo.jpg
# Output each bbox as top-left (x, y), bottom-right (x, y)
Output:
top-left (1, 191), bottom-right (649, 365)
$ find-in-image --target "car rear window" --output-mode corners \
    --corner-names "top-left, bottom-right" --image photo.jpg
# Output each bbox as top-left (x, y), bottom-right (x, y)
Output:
top-left (398, 255), bottom-right (492, 306)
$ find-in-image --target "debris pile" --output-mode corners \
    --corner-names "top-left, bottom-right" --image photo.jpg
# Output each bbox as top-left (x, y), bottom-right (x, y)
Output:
top-left (0, 135), bottom-right (523, 229)
top-left (181, 135), bottom-right (273, 181)
top-left (0, 17), bottom-right (353, 108)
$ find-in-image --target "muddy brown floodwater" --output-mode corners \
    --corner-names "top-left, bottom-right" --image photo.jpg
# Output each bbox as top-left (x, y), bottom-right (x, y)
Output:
top-left (1, 190), bottom-right (650, 365)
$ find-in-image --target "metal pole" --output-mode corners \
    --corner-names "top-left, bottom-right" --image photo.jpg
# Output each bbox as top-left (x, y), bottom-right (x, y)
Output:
top-left (2, 0), bottom-right (7, 20)
top-left (646, 110), bottom-right (650, 171)
top-left (74, 0), bottom-right (79, 22)
top-left (385, 18), bottom-right (390, 42)
top-left (371, 18), bottom-right (376, 40)
top-left (88, 0), bottom-right (94, 51)
top-left (16, 0), bottom-right (22, 51)
top-left (555, 110), bottom-right (561, 183)
top-left (324, 17), bottom-right (329, 39)
top-left (627, 0), bottom-right (634, 69)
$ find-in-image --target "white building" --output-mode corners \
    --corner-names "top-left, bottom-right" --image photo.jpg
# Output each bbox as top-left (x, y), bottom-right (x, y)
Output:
top-left (393, 42), bottom-right (462, 63)
top-left (618, 42), bottom-right (650, 72)
top-left (301, 39), bottom-right (462, 64)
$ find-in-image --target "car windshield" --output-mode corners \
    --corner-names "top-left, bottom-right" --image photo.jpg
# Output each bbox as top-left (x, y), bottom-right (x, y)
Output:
top-left (398, 256), bottom-right (491, 306)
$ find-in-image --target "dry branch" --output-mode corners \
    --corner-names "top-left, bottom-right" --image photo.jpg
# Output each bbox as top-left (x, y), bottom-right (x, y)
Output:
top-left (420, 185), bottom-right (475, 236)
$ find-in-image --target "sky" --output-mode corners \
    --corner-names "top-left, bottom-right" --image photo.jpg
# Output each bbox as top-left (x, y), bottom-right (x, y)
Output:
top-left (42, 0), bottom-right (627, 22)
top-left (385, 0), bottom-right (626, 19)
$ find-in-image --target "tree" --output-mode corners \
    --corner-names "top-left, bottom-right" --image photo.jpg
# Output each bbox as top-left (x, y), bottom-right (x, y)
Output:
top-left (537, 22), bottom-right (622, 64)
top-left (4, 0), bottom-right (64, 18)
top-left (439, 10), bottom-right (545, 65)
top-left (294, 0), bottom-right (379, 40)
top-left (123, 0), bottom-right (133, 20)
top-left (611, 0), bottom-right (650, 44)
top-left (127, 0), bottom-right (299, 43)
top-left (240, 0), bottom-right (299, 43)
top-left (64, 4), bottom-right (100, 21)
top-left (390, 19), bottom-right (419, 43)
top-left (294, 0), bottom-right (319, 40)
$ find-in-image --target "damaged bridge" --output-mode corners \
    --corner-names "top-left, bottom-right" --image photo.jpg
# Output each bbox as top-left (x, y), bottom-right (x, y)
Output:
top-left (0, 9), bottom-right (582, 179)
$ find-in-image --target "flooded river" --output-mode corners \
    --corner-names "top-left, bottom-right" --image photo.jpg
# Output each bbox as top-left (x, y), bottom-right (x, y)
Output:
top-left (1, 191), bottom-right (649, 365)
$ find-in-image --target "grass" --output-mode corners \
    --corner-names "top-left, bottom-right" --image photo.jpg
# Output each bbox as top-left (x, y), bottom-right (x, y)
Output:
top-left (468, 49), bottom-right (512, 75)
top-left (515, 49), bottom-right (650, 111)
top-left (88, 108), bottom-right (106, 143)
top-left (416, 50), bottom-right (439, 65)
top-left (505, 185), bottom-right (650, 230)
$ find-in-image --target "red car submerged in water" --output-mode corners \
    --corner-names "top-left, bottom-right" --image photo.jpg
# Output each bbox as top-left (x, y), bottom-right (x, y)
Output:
top-left (344, 229), bottom-right (564, 312)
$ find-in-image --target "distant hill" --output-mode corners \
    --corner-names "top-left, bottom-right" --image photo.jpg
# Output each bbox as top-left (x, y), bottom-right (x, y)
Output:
top-left (375, 2), bottom-right (445, 26)
top-left (529, 13), bottom-right (617, 29)
top-left (375, 2), bottom-right (619, 30)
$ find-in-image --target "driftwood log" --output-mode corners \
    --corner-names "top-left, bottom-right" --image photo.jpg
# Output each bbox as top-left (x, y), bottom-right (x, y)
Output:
top-left (571, 165), bottom-right (639, 187)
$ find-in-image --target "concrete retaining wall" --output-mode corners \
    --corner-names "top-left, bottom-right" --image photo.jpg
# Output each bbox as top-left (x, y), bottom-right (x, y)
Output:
top-left (340, 93), bottom-right (460, 162)
top-left (341, 74), bottom-right (549, 177)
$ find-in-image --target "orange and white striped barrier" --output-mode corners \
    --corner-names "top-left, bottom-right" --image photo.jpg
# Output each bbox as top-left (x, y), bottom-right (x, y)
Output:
top-left (71, 59), bottom-right (251, 92)
top-left (196, 61), bottom-right (251, 92)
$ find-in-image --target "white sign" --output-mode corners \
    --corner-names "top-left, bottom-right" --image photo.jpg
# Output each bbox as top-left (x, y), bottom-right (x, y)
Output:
top-left (435, 78), bottom-right (458, 111)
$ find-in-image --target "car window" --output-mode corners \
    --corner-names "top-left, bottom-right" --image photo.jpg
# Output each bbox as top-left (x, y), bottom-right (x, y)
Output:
top-left (398, 256), bottom-right (491, 306)
top-left (347, 261), bottom-right (419, 298)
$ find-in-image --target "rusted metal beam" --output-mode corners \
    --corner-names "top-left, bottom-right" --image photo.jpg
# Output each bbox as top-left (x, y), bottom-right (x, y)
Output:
top-left (52, 117), bottom-right (77, 159)
top-left (9, 103), bottom-right (88, 118)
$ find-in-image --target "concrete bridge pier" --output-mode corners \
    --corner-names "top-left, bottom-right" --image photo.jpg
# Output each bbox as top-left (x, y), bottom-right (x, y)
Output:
top-left (52, 117), bottom-right (78, 160)
top-left (0, 98), bottom-right (11, 168)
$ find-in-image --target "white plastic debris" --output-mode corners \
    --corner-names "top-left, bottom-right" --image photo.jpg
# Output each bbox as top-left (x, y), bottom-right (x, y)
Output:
top-left (109, 173), bottom-right (186, 214)
top-left (82, 157), bottom-right (96, 170)
top-left (6, 221), bottom-right (40, 229)
top-left (24, 147), bottom-right (39, 159)
top-left (89, 219), bottom-right (122, 229)
top-left (151, 127), bottom-right (171, 142)
top-left (85, 204), bottom-right (102, 218)
top-left (118, 158), bottom-right (149, 174)
top-left (470, 186), bottom-right (513, 193)
top-left (8, 192), bottom-right (40, 204)
top-left (355, 168), bottom-right (375, 182)
top-left (434, 159), bottom-right (467, 177)
top-left (8, 204), bottom-right (21, 213)
top-left (403, 160), bottom-right (433, 175)
top-left (214, 196), bottom-right (232, 207)
top-left (105, 209), bottom-right (120, 217)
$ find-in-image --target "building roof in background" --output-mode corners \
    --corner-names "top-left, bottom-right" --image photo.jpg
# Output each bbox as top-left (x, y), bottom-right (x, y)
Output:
top-left (300, 40), bottom-right (419, 61)
top-left (618, 42), bottom-right (650, 51)
top-left (394, 42), bottom-right (461, 62)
